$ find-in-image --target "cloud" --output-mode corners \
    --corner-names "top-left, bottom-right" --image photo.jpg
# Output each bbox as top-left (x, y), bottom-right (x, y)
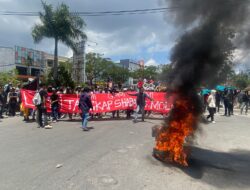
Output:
top-left (145, 58), bottom-right (159, 66)
top-left (0, 0), bottom-right (175, 64)
top-left (233, 48), bottom-right (250, 72)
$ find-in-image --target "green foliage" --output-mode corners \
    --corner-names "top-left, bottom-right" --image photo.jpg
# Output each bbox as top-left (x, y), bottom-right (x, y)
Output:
top-left (46, 63), bottom-right (75, 89)
top-left (60, 61), bottom-right (73, 74)
top-left (0, 70), bottom-right (20, 87)
top-left (32, 1), bottom-right (86, 80)
top-left (130, 65), bottom-right (158, 80)
top-left (232, 72), bottom-right (250, 90)
top-left (85, 53), bottom-right (130, 85)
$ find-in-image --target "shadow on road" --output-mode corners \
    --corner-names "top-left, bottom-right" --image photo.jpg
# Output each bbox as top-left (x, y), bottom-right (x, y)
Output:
top-left (187, 147), bottom-right (250, 188)
top-left (150, 147), bottom-right (250, 188)
top-left (183, 147), bottom-right (250, 188)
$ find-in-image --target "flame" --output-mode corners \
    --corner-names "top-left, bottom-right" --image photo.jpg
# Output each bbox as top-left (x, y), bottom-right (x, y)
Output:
top-left (154, 97), bottom-right (198, 166)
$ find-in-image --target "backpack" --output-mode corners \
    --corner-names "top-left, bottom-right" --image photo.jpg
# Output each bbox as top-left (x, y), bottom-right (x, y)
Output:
top-left (32, 91), bottom-right (41, 106)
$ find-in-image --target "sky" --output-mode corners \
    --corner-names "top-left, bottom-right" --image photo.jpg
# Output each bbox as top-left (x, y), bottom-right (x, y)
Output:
top-left (0, 0), bottom-right (180, 67)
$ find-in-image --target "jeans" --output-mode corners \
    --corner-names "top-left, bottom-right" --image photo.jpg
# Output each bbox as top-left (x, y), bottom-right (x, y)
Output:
top-left (0, 105), bottom-right (3, 118)
top-left (224, 99), bottom-right (230, 116)
top-left (9, 102), bottom-right (16, 116)
top-left (216, 101), bottom-right (220, 112)
top-left (82, 112), bottom-right (89, 129)
top-left (51, 104), bottom-right (59, 121)
top-left (207, 107), bottom-right (215, 121)
top-left (134, 105), bottom-right (145, 121)
top-left (240, 102), bottom-right (248, 114)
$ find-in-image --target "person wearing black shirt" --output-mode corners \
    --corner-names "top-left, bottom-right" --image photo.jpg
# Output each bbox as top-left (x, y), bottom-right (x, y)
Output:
top-left (215, 91), bottom-right (221, 113)
top-left (240, 91), bottom-right (249, 115)
top-left (129, 88), bottom-right (153, 122)
top-left (0, 86), bottom-right (4, 118)
top-left (36, 84), bottom-right (49, 128)
top-left (79, 87), bottom-right (93, 131)
top-left (223, 89), bottom-right (230, 116)
top-left (50, 88), bottom-right (59, 122)
top-left (8, 88), bottom-right (18, 116)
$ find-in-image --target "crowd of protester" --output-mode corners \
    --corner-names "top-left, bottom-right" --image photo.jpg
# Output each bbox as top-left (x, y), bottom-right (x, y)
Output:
top-left (1, 79), bottom-right (250, 130)
top-left (0, 78), bottom-right (164, 130)
top-left (200, 87), bottom-right (250, 124)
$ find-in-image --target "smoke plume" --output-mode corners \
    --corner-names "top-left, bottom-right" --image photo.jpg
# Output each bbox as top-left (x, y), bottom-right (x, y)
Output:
top-left (166, 0), bottom-right (250, 89)
top-left (153, 0), bottom-right (250, 166)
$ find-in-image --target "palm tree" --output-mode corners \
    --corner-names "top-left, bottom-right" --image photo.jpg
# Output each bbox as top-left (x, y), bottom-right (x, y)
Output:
top-left (32, 1), bottom-right (86, 80)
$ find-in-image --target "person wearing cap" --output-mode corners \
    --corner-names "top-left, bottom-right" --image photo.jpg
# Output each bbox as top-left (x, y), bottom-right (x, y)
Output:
top-left (79, 87), bottom-right (93, 131)
top-left (50, 88), bottom-right (59, 122)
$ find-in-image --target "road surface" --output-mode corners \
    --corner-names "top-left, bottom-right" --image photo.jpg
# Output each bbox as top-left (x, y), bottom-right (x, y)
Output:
top-left (0, 112), bottom-right (250, 190)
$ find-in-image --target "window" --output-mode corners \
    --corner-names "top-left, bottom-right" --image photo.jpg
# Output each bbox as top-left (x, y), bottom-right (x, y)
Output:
top-left (47, 60), bottom-right (53, 67)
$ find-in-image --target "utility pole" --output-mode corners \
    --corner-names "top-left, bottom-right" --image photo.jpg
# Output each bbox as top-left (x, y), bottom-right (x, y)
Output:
top-left (73, 40), bottom-right (86, 85)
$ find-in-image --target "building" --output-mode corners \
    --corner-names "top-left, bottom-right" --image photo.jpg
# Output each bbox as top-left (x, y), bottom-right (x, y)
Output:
top-left (43, 52), bottom-right (71, 74)
top-left (119, 59), bottom-right (140, 72)
top-left (0, 46), bottom-right (15, 72)
top-left (0, 45), bottom-right (70, 79)
top-left (14, 46), bottom-right (45, 77)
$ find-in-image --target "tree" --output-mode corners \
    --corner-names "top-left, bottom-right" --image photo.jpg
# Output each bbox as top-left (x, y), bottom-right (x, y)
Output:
top-left (85, 53), bottom-right (130, 86)
top-left (85, 53), bottom-right (103, 85)
top-left (130, 66), bottom-right (158, 80)
top-left (0, 70), bottom-right (20, 87)
top-left (232, 72), bottom-right (250, 89)
top-left (32, 1), bottom-right (86, 80)
top-left (108, 65), bottom-right (130, 84)
top-left (46, 62), bottom-right (75, 89)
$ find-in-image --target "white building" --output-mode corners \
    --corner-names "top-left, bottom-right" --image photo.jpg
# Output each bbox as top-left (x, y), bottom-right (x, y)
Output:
top-left (119, 59), bottom-right (140, 71)
top-left (0, 46), bottom-right (70, 79)
top-left (0, 46), bottom-right (15, 72)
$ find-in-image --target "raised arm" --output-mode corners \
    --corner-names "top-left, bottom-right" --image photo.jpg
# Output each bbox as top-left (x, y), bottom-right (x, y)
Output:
top-left (128, 93), bottom-right (138, 96)
top-left (145, 93), bottom-right (154, 101)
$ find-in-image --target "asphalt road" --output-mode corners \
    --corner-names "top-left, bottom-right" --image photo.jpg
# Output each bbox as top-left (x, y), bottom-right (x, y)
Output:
top-left (0, 112), bottom-right (250, 190)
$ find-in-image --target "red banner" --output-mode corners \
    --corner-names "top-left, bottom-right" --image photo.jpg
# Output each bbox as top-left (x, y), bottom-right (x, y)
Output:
top-left (21, 90), bottom-right (172, 114)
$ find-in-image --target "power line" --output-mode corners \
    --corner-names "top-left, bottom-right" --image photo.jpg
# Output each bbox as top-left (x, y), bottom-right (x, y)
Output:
top-left (0, 7), bottom-right (179, 17)
top-left (1, 0), bottom-right (248, 17)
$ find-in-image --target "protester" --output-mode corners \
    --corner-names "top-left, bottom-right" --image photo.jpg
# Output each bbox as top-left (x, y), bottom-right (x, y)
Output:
top-left (207, 90), bottom-right (216, 123)
top-left (65, 87), bottom-right (73, 120)
top-left (50, 88), bottom-right (59, 122)
top-left (20, 102), bottom-right (29, 122)
top-left (129, 88), bottom-right (153, 122)
top-left (240, 91), bottom-right (249, 115)
top-left (111, 88), bottom-right (120, 118)
top-left (3, 82), bottom-right (12, 115)
top-left (7, 87), bottom-right (18, 116)
top-left (137, 78), bottom-right (143, 89)
top-left (36, 84), bottom-right (51, 128)
top-left (0, 86), bottom-right (4, 119)
top-left (215, 91), bottom-right (221, 113)
top-left (223, 89), bottom-right (230, 116)
top-left (228, 89), bottom-right (234, 116)
top-left (16, 83), bottom-right (21, 112)
top-left (79, 87), bottom-right (93, 131)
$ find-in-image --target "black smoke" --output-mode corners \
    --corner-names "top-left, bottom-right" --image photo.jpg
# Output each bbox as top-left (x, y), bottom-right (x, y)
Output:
top-left (153, 0), bottom-right (250, 165)
top-left (166, 0), bottom-right (250, 88)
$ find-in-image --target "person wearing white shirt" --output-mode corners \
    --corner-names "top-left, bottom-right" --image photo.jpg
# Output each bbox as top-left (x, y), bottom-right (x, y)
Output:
top-left (207, 90), bottom-right (216, 123)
